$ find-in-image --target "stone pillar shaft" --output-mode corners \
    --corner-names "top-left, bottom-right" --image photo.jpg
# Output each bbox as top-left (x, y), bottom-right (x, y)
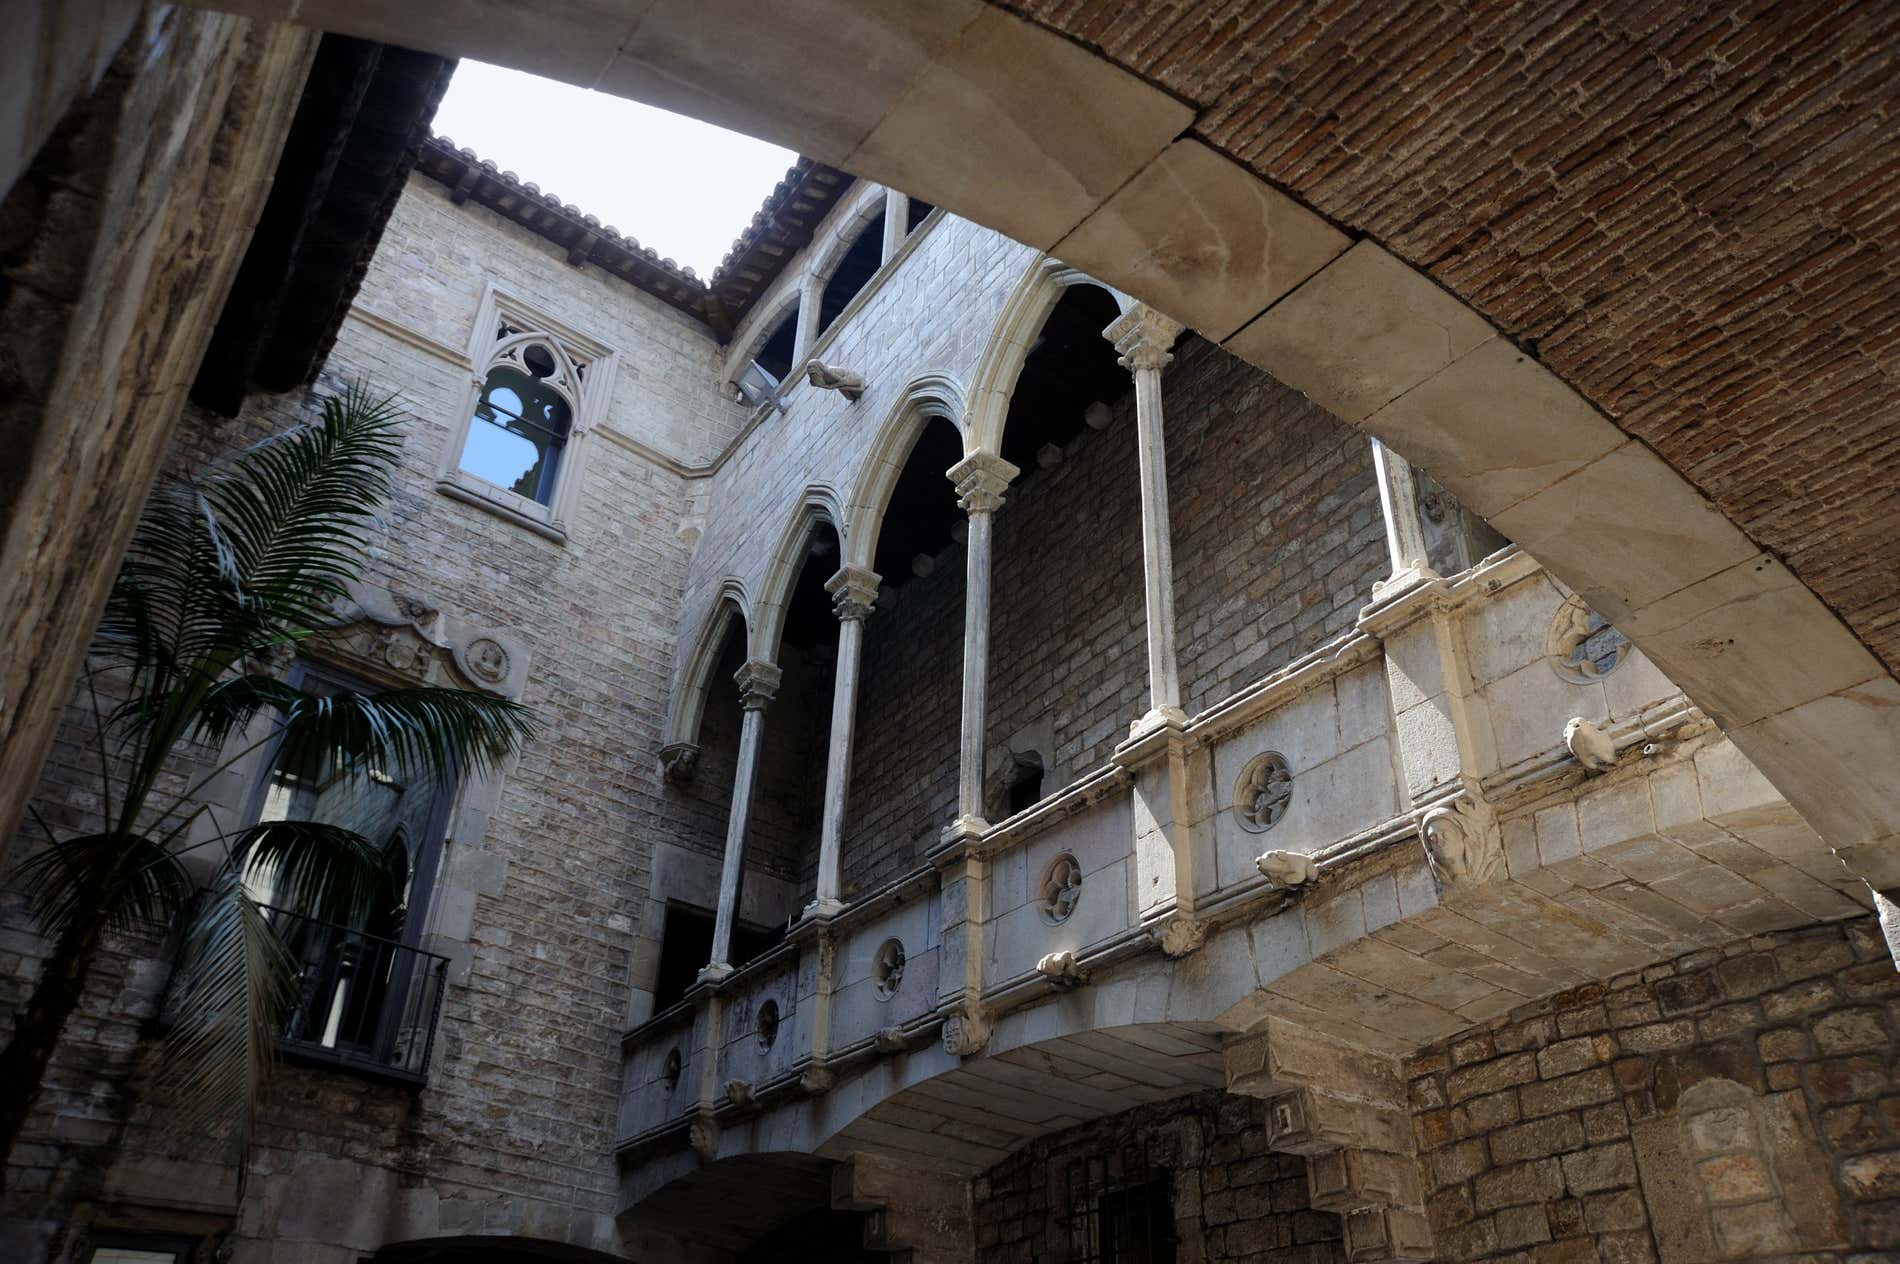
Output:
top-left (1371, 438), bottom-right (1435, 585)
top-left (703, 660), bottom-right (780, 982)
top-left (882, 189), bottom-right (908, 263)
top-left (809, 566), bottom-right (880, 919)
top-left (1106, 304), bottom-right (1188, 731)
top-left (945, 452), bottom-right (1017, 839)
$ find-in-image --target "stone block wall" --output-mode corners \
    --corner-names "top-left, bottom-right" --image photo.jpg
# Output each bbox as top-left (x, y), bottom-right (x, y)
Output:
top-left (2, 164), bottom-right (737, 1258)
top-left (1406, 915), bottom-right (1899, 1263)
top-left (839, 335), bottom-right (1385, 896)
top-left (973, 1092), bottom-right (1345, 1264)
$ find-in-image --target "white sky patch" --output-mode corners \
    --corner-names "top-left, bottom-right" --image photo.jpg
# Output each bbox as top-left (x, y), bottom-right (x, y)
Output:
top-left (432, 60), bottom-right (798, 279)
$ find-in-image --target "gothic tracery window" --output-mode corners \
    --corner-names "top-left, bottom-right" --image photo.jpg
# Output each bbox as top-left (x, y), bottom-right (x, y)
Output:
top-left (460, 340), bottom-right (576, 505)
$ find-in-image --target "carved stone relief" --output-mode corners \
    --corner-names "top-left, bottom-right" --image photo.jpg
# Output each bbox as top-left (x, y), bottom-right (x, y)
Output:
top-left (756, 999), bottom-right (780, 1050)
top-left (320, 580), bottom-right (530, 700)
top-left (1235, 752), bottom-right (1293, 834)
top-left (1419, 795), bottom-right (1504, 887)
top-left (1547, 593), bottom-right (1628, 684)
top-left (1036, 851), bottom-right (1082, 925)
top-left (873, 938), bottom-right (905, 1001)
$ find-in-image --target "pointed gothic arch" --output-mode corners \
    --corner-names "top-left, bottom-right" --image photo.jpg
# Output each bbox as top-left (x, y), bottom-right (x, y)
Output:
top-left (664, 579), bottom-right (755, 752)
top-left (752, 485), bottom-right (848, 664)
top-left (964, 256), bottom-right (1132, 457)
top-left (840, 372), bottom-right (968, 573)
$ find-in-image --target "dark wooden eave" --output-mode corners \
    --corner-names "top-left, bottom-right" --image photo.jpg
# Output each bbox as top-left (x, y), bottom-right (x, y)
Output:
top-left (414, 140), bottom-right (855, 343)
top-left (192, 36), bottom-right (456, 416)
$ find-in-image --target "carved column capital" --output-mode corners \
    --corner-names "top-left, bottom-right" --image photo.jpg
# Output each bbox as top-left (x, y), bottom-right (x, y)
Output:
top-left (734, 659), bottom-right (782, 710)
top-left (947, 451), bottom-right (1019, 515)
top-left (1104, 303), bottom-right (1184, 374)
top-left (826, 565), bottom-right (882, 621)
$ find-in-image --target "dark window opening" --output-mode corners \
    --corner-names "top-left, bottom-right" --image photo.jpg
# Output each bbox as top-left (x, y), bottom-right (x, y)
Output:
top-left (652, 902), bottom-right (780, 1012)
top-left (1007, 753), bottom-right (1044, 816)
top-left (227, 662), bottom-right (455, 1084)
top-left (460, 361), bottom-right (572, 505)
top-left (818, 209), bottom-right (886, 333)
top-left (999, 284), bottom-right (1130, 473)
top-left (753, 306), bottom-right (799, 384)
top-left (88, 1235), bottom-right (201, 1264)
top-left (906, 197), bottom-right (935, 234)
top-left (1064, 1159), bottom-right (1177, 1264)
top-left (868, 417), bottom-right (963, 591)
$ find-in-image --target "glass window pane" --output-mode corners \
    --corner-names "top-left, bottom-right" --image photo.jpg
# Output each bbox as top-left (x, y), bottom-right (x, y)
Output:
top-left (460, 364), bottom-right (572, 505)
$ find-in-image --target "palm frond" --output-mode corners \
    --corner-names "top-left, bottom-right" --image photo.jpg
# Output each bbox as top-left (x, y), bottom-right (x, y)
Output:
top-left (227, 819), bottom-right (403, 929)
top-left (155, 873), bottom-right (294, 1146)
top-left (253, 685), bottom-right (538, 784)
top-left (14, 832), bottom-right (191, 944)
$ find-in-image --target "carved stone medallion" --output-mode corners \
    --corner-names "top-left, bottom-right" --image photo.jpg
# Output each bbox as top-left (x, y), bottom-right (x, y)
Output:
top-left (463, 636), bottom-right (510, 685)
top-left (1546, 594), bottom-right (1628, 684)
top-left (1036, 852), bottom-right (1083, 925)
top-left (1235, 752), bottom-right (1294, 834)
top-left (873, 938), bottom-right (905, 1000)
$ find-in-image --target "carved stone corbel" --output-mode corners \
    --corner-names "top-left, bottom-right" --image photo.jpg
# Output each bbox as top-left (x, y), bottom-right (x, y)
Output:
top-left (941, 1006), bottom-right (992, 1057)
top-left (1419, 795), bottom-right (1503, 887)
top-left (659, 741), bottom-right (700, 785)
top-left (1035, 950), bottom-right (1087, 989)
top-left (689, 1111), bottom-right (720, 1160)
top-left (806, 360), bottom-right (865, 401)
top-left (799, 1065), bottom-right (834, 1094)
top-left (1256, 849), bottom-right (1319, 888)
top-left (1150, 915), bottom-right (1207, 958)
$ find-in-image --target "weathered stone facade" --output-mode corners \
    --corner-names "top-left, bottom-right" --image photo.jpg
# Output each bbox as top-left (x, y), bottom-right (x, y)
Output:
top-left (2, 21), bottom-right (1896, 1264)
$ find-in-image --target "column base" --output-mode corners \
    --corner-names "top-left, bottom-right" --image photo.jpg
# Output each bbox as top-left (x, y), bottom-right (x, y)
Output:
top-left (1371, 563), bottom-right (1440, 600)
top-left (939, 815), bottom-right (990, 847)
top-left (696, 961), bottom-right (734, 985)
top-left (1128, 705), bottom-right (1188, 739)
top-left (801, 896), bottom-right (846, 922)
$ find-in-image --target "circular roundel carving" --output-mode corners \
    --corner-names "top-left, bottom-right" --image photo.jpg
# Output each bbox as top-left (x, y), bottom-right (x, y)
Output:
top-left (1234, 752), bottom-right (1293, 834)
top-left (1036, 852), bottom-right (1083, 925)
top-left (1546, 594), bottom-right (1628, 684)
top-left (662, 1047), bottom-right (682, 1091)
top-left (873, 938), bottom-right (905, 1001)
top-left (756, 999), bottom-right (780, 1050)
top-left (463, 636), bottom-right (510, 685)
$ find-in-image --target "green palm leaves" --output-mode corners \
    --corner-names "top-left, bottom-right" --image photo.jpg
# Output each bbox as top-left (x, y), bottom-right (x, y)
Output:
top-left (0, 385), bottom-right (537, 1175)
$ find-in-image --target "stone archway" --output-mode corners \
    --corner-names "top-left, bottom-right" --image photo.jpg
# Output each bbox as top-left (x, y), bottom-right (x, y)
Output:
top-left (178, 0), bottom-right (1899, 905)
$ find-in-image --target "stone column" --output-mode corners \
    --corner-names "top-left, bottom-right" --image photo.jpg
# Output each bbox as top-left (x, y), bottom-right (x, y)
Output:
top-left (806, 565), bottom-right (881, 919)
top-left (701, 659), bottom-right (781, 983)
top-left (1105, 304), bottom-right (1189, 734)
top-left (881, 189), bottom-right (908, 263)
top-left (1370, 438), bottom-right (1438, 592)
top-left (943, 452), bottom-right (1018, 841)
top-left (792, 271), bottom-right (824, 368)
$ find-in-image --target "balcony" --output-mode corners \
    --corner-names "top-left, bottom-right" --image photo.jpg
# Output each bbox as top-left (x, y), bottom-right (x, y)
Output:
top-left (260, 904), bottom-right (451, 1087)
top-left (618, 549), bottom-right (1869, 1230)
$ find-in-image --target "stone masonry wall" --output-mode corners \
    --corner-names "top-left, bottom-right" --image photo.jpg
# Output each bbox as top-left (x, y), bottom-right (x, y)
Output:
top-left (973, 1091), bottom-right (1345, 1264)
top-left (2, 168), bottom-right (733, 1260)
top-left (1406, 914), bottom-right (1899, 1264)
top-left (839, 336), bottom-right (1385, 896)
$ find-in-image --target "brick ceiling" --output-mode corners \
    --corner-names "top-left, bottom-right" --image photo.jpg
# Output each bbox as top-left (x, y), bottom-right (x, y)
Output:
top-left (995, 0), bottom-right (1900, 673)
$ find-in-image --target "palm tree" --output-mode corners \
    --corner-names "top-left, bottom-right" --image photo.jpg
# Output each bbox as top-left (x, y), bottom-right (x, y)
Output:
top-left (0, 385), bottom-right (537, 1177)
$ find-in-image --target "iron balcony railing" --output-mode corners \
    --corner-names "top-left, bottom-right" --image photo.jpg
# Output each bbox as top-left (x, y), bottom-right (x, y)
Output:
top-left (258, 904), bottom-right (451, 1086)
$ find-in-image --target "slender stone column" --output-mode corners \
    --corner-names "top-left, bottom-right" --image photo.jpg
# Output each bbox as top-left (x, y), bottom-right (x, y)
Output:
top-left (806, 565), bottom-right (881, 919)
top-left (792, 271), bottom-right (823, 368)
top-left (881, 189), bottom-right (908, 263)
top-left (701, 659), bottom-right (781, 983)
top-left (1105, 304), bottom-right (1189, 734)
top-left (1370, 438), bottom-right (1438, 592)
top-left (944, 452), bottom-right (1018, 842)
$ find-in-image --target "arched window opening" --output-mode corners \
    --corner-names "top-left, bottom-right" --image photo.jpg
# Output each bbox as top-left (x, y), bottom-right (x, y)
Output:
top-left (999, 284), bottom-right (1129, 473)
top-left (870, 418), bottom-right (963, 591)
top-left (818, 208), bottom-right (886, 335)
top-left (1006, 752), bottom-right (1044, 817)
top-left (906, 197), bottom-right (935, 234)
top-left (771, 522), bottom-right (844, 904)
top-left (740, 305), bottom-right (800, 406)
top-left (459, 354), bottom-right (574, 505)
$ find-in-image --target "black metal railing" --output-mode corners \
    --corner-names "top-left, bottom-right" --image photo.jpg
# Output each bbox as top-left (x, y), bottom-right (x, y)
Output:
top-left (259, 904), bottom-right (450, 1086)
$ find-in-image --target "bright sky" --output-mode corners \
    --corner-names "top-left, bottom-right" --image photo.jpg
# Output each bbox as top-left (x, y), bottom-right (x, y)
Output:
top-left (432, 61), bottom-right (798, 279)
